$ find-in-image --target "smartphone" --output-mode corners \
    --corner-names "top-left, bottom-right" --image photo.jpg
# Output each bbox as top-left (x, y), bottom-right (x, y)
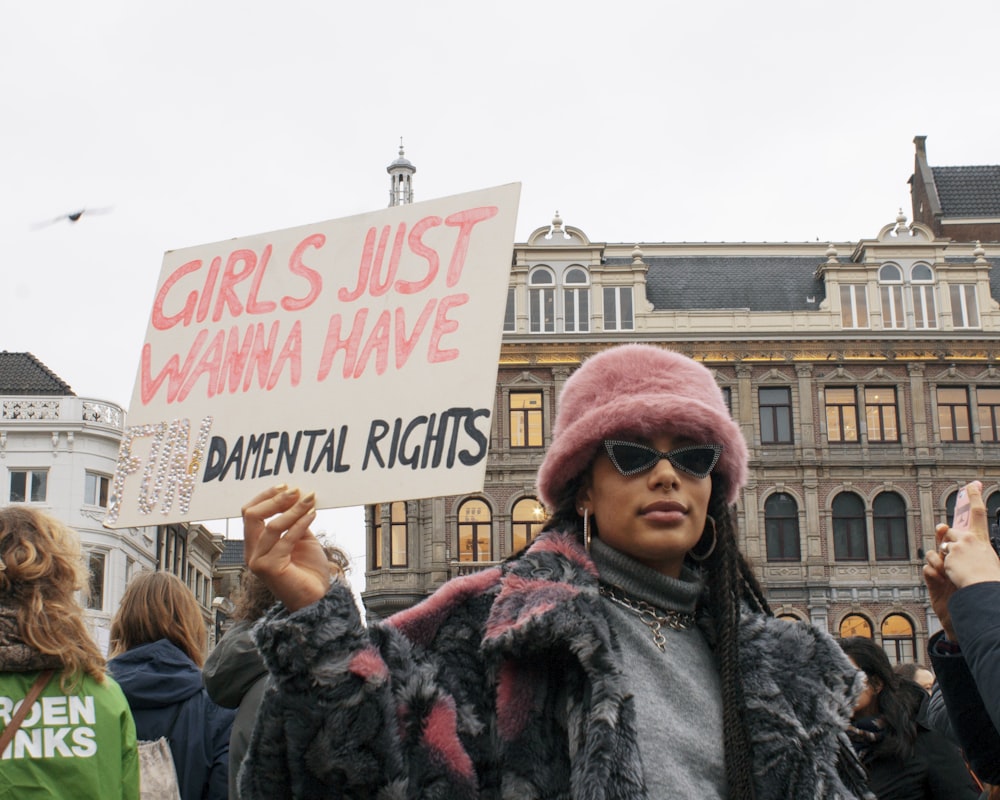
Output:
top-left (952, 487), bottom-right (972, 532)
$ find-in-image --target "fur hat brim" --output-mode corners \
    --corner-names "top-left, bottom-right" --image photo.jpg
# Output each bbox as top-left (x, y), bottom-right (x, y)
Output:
top-left (535, 345), bottom-right (748, 509)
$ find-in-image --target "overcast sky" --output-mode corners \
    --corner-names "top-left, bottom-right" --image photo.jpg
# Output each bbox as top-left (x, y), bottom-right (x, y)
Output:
top-left (3, 1), bottom-right (998, 574)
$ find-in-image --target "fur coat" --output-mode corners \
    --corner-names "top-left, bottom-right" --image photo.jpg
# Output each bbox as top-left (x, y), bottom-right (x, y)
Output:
top-left (240, 531), bottom-right (868, 799)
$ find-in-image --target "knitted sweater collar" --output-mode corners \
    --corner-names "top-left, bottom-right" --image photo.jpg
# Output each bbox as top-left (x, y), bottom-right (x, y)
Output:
top-left (589, 535), bottom-right (703, 616)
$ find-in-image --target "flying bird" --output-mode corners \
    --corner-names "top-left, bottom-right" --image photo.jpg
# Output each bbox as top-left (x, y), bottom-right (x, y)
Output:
top-left (31, 206), bottom-right (114, 230)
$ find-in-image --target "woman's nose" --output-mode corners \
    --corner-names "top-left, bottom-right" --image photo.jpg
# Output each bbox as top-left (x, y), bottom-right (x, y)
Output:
top-left (646, 455), bottom-right (681, 488)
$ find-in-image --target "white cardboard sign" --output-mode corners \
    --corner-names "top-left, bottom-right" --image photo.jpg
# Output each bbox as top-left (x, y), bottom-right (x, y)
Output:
top-left (105, 183), bottom-right (521, 528)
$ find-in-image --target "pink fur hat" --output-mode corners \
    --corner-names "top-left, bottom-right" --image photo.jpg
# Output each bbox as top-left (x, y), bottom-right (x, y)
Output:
top-left (536, 344), bottom-right (748, 509)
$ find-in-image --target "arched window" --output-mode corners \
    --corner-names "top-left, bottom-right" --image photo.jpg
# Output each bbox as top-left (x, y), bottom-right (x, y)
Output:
top-left (873, 491), bottom-right (908, 560)
top-left (987, 492), bottom-right (1000, 529)
top-left (833, 491), bottom-right (868, 560)
top-left (878, 263), bottom-right (905, 330)
top-left (457, 498), bottom-right (493, 562)
top-left (910, 263), bottom-right (937, 329)
top-left (840, 614), bottom-right (873, 638)
top-left (562, 267), bottom-right (590, 333)
top-left (511, 497), bottom-right (547, 552)
top-left (881, 614), bottom-right (916, 664)
top-left (764, 492), bottom-right (800, 561)
top-left (946, 487), bottom-right (998, 528)
top-left (528, 268), bottom-right (555, 333)
top-left (390, 501), bottom-right (408, 567)
top-left (945, 489), bottom-right (960, 525)
top-left (777, 613), bottom-right (802, 623)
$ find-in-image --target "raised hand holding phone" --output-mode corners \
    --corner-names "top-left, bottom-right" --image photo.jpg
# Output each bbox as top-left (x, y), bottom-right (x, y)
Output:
top-left (935, 481), bottom-right (1000, 589)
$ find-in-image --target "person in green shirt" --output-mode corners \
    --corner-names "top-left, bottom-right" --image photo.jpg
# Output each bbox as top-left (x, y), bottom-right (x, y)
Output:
top-left (0, 505), bottom-right (139, 799)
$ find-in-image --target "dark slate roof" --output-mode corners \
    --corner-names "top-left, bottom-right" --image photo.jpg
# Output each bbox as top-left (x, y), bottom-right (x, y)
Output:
top-left (218, 539), bottom-right (245, 568)
top-left (932, 166), bottom-right (1000, 217)
top-left (0, 352), bottom-right (75, 395)
top-left (631, 257), bottom-right (827, 312)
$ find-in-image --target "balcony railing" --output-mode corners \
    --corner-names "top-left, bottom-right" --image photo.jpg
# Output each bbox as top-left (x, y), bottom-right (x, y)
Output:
top-left (1, 396), bottom-right (125, 431)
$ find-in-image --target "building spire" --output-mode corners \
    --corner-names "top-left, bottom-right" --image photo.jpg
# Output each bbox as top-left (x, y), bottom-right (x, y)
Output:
top-left (387, 138), bottom-right (416, 206)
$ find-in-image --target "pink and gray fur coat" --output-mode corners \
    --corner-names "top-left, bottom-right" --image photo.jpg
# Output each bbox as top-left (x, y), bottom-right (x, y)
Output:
top-left (240, 530), bottom-right (867, 799)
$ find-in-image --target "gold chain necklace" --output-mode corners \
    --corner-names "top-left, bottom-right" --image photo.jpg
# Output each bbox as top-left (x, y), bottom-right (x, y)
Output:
top-left (598, 582), bottom-right (696, 652)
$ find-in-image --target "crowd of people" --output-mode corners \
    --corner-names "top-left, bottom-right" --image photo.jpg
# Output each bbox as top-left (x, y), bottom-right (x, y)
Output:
top-left (1, 343), bottom-right (998, 799)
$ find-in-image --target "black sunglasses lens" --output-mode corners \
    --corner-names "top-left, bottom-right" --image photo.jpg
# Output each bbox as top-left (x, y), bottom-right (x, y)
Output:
top-left (669, 447), bottom-right (719, 477)
top-left (607, 442), bottom-right (657, 474)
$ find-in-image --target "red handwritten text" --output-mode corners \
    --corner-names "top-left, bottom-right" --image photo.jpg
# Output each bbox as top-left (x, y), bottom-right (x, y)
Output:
top-left (141, 321), bottom-right (302, 404)
top-left (152, 234), bottom-right (324, 330)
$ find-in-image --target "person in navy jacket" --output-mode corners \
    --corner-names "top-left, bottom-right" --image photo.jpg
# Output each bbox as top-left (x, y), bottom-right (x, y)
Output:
top-left (109, 571), bottom-right (236, 800)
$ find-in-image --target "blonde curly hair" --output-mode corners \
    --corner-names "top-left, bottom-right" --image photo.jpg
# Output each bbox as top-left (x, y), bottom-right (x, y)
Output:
top-left (0, 505), bottom-right (106, 690)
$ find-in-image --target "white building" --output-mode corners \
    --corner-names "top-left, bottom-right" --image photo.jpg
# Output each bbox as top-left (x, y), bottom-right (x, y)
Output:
top-left (0, 352), bottom-right (224, 650)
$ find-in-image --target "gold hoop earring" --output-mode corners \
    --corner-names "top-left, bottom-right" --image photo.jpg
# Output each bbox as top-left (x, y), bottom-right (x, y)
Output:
top-left (689, 515), bottom-right (717, 562)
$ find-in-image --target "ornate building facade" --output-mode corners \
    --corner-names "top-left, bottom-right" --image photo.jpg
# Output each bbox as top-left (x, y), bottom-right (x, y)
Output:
top-left (363, 138), bottom-right (1000, 664)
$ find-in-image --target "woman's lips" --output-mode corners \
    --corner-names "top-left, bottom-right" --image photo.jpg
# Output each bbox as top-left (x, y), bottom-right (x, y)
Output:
top-left (640, 500), bottom-right (687, 524)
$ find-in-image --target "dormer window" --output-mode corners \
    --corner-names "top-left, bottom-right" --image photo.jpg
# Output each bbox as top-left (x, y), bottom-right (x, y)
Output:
top-left (528, 268), bottom-right (556, 333)
top-left (877, 262), bottom-right (937, 329)
top-left (951, 284), bottom-right (980, 329)
top-left (563, 267), bottom-right (590, 333)
top-left (910, 263), bottom-right (937, 329)
top-left (840, 285), bottom-right (869, 328)
top-left (878, 263), bottom-right (905, 329)
top-left (528, 265), bottom-right (593, 333)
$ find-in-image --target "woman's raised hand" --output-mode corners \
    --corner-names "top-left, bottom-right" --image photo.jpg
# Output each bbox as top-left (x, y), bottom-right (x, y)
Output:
top-left (242, 485), bottom-right (333, 611)
top-left (934, 481), bottom-right (1000, 590)
top-left (923, 481), bottom-right (1000, 641)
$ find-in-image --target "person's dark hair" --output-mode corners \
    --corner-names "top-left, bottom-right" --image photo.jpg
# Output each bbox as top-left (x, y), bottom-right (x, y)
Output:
top-left (542, 473), bottom-right (770, 800)
top-left (840, 636), bottom-right (922, 762)
top-left (893, 662), bottom-right (920, 682)
top-left (892, 661), bottom-right (932, 684)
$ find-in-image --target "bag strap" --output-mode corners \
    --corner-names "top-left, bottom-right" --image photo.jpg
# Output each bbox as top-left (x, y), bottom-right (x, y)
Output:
top-left (0, 670), bottom-right (54, 754)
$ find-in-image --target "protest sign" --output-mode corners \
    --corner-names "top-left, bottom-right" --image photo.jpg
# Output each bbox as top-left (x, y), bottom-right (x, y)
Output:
top-left (105, 183), bottom-right (521, 528)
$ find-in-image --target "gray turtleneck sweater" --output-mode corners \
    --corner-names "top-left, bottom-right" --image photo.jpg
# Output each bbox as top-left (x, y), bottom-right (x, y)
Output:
top-left (590, 536), bottom-right (726, 799)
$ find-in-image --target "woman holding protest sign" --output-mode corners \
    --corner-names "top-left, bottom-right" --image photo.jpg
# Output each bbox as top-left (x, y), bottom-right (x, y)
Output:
top-left (238, 343), bottom-right (870, 799)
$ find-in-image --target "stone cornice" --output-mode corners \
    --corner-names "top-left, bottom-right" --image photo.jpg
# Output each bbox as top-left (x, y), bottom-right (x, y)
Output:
top-left (499, 338), bottom-right (996, 367)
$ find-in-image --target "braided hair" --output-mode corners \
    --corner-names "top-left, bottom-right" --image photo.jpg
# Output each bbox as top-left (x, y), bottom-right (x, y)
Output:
top-left (699, 487), bottom-right (769, 800)
top-left (541, 475), bottom-right (770, 800)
